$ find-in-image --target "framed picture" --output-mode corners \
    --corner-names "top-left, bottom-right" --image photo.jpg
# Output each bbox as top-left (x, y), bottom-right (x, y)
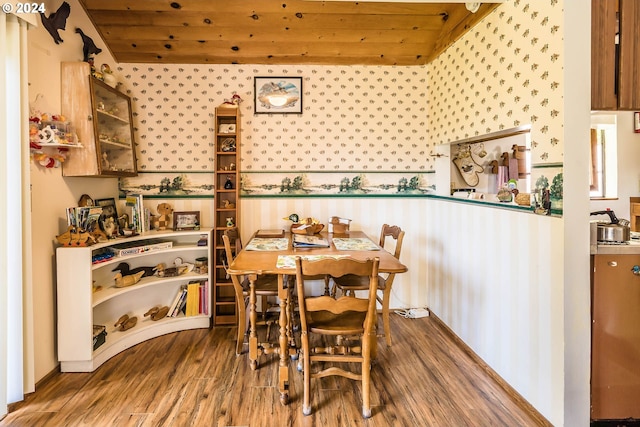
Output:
top-left (94, 198), bottom-right (118, 223)
top-left (254, 76), bottom-right (303, 114)
top-left (173, 211), bottom-right (201, 231)
top-left (635, 112), bottom-right (640, 133)
top-left (94, 198), bottom-right (119, 235)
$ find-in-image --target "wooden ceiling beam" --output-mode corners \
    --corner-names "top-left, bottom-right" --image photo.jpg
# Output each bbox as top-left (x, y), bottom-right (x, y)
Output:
top-left (112, 51), bottom-right (428, 66)
top-left (86, 11), bottom-right (449, 30)
top-left (107, 39), bottom-right (437, 57)
top-left (81, 0), bottom-right (458, 16)
top-left (98, 25), bottom-right (441, 44)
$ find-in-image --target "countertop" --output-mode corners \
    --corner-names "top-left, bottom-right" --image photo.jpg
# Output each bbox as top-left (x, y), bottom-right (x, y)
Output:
top-left (591, 240), bottom-right (640, 255)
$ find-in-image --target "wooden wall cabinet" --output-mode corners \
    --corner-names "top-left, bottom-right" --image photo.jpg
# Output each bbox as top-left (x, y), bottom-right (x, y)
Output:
top-left (592, 0), bottom-right (640, 110)
top-left (213, 107), bottom-right (241, 326)
top-left (61, 61), bottom-right (138, 177)
top-left (56, 229), bottom-right (212, 372)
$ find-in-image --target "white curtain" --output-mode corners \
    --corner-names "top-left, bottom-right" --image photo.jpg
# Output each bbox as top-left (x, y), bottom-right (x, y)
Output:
top-left (0, 11), bottom-right (34, 419)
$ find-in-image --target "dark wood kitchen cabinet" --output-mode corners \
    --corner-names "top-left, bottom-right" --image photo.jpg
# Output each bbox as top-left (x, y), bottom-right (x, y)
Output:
top-left (592, 0), bottom-right (640, 110)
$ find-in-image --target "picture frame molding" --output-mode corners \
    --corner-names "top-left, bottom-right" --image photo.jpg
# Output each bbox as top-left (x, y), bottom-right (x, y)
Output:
top-left (254, 76), bottom-right (303, 114)
top-left (173, 211), bottom-right (201, 231)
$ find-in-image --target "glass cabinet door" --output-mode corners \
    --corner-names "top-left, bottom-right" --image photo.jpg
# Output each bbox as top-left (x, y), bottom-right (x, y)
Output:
top-left (61, 61), bottom-right (137, 177)
top-left (91, 79), bottom-right (137, 175)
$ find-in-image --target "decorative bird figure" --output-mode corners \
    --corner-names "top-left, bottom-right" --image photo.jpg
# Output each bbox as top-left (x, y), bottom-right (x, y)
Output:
top-left (112, 262), bottom-right (156, 278)
top-left (75, 27), bottom-right (102, 62)
top-left (40, 1), bottom-right (71, 45)
top-left (283, 213), bottom-right (299, 223)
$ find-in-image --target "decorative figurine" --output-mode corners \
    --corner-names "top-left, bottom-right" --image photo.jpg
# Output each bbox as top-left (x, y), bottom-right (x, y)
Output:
top-left (144, 305), bottom-right (170, 321)
top-left (221, 138), bottom-right (236, 152)
top-left (113, 271), bottom-right (145, 288)
top-left (101, 216), bottom-right (117, 238)
top-left (154, 262), bottom-right (192, 277)
top-left (114, 314), bottom-right (137, 331)
top-left (223, 199), bottom-right (235, 209)
top-left (101, 63), bottom-right (117, 88)
top-left (154, 203), bottom-right (173, 230)
top-left (75, 27), bottom-right (102, 62)
top-left (101, 152), bottom-right (110, 170)
top-left (220, 93), bottom-right (243, 108)
top-left (283, 213), bottom-right (300, 224)
top-left (40, 1), bottom-right (71, 45)
top-left (224, 176), bottom-right (234, 189)
top-left (78, 194), bottom-right (94, 207)
top-left (111, 262), bottom-right (156, 278)
top-left (226, 217), bottom-right (235, 227)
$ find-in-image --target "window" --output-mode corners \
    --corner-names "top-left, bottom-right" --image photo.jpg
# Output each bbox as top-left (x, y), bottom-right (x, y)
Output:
top-left (590, 114), bottom-right (618, 199)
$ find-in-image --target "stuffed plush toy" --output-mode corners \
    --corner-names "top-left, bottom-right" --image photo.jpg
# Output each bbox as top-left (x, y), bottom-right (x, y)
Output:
top-left (154, 203), bottom-right (173, 230)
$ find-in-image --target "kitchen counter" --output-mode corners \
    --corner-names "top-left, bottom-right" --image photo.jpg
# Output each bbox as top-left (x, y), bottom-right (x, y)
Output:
top-left (591, 240), bottom-right (640, 255)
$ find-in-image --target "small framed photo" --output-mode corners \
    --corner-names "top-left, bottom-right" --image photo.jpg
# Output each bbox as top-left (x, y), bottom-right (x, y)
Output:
top-left (173, 211), bottom-right (201, 231)
top-left (635, 112), bottom-right (640, 133)
top-left (219, 123), bottom-right (236, 134)
top-left (254, 76), bottom-right (303, 114)
top-left (94, 198), bottom-right (118, 222)
top-left (94, 198), bottom-right (119, 235)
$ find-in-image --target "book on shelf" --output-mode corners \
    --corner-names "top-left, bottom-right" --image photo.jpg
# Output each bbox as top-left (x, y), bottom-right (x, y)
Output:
top-left (125, 194), bottom-right (149, 233)
top-left (66, 206), bottom-right (103, 231)
top-left (199, 281), bottom-right (208, 315)
top-left (169, 286), bottom-right (188, 317)
top-left (186, 282), bottom-right (201, 316)
top-left (292, 234), bottom-right (330, 248)
top-left (168, 285), bottom-right (186, 316)
top-left (255, 229), bottom-right (285, 238)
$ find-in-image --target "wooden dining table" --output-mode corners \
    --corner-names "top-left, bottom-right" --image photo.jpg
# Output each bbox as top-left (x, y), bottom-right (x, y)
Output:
top-left (227, 230), bottom-right (408, 405)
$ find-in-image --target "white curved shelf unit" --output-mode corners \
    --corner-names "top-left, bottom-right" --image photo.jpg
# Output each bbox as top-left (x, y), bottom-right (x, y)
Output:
top-left (56, 228), bottom-right (212, 372)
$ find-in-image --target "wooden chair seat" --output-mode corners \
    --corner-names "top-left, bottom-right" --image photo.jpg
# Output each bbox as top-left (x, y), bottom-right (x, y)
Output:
top-left (295, 256), bottom-right (380, 418)
top-left (307, 308), bottom-right (366, 335)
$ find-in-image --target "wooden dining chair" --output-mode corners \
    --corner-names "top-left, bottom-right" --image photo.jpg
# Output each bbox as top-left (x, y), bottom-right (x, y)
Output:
top-left (222, 230), bottom-right (279, 357)
top-left (295, 255), bottom-right (380, 418)
top-left (331, 224), bottom-right (405, 346)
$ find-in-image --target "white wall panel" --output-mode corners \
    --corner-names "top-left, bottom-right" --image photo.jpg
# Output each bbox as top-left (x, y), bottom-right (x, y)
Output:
top-left (240, 197), bottom-right (429, 309)
top-left (427, 197), bottom-right (564, 424)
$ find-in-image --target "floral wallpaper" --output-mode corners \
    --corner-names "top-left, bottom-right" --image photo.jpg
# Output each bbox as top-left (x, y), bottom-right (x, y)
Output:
top-left (428, 0), bottom-right (564, 165)
top-left (116, 0), bottom-right (564, 206)
top-left (428, 0), bottom-right (564, 214)
top-left (115, 64), bottom-right (431, 171)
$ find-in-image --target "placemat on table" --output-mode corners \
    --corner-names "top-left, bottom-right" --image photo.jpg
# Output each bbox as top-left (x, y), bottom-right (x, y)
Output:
top-left (276, 254), bottom-right (349, 269)
top-left (332, 238), bottom-right (380, 251)
top-left (244, 238), bottom-right (289, 251)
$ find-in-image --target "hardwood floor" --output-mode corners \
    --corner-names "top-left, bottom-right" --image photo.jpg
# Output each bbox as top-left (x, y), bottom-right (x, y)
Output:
top-left (1, 314), bottom-right (551, 427)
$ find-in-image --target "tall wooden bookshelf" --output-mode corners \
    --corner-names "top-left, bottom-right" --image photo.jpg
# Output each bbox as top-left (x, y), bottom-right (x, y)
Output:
top-left (213, 107), bottom-right (241, 325)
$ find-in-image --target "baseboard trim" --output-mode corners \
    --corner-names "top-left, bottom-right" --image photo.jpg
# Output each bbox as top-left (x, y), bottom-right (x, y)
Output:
top-left (6, 363), bottom-right (61, 414)
top-left (429, 310), bottom-right (553, 427)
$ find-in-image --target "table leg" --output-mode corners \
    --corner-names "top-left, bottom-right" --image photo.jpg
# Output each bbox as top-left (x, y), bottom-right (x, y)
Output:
top-left (278, 274), bottom-right (289, 404)
top-left (248, 274), bottom-right (258, 370)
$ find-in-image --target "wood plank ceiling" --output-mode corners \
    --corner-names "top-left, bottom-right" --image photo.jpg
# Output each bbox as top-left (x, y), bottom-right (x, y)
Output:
top-left (79, 1), bottom-right (499, 65)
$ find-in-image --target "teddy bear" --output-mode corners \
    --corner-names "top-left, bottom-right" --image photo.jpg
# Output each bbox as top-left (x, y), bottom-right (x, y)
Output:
top-left (153, 203), bottom-right (173, 230)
